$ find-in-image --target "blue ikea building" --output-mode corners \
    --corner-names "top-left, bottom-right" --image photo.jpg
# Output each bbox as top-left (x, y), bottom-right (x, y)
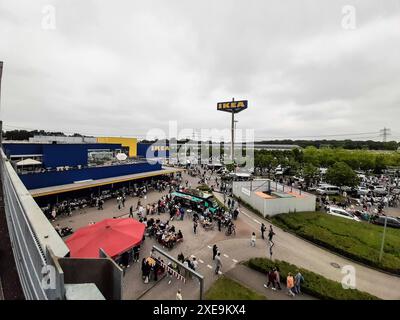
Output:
top-left (4, 143), bottom-right (125, 168)
top-left (3, 143), bottom-right (164, 192)
top-left (137, 142), bottom-right (170, 159)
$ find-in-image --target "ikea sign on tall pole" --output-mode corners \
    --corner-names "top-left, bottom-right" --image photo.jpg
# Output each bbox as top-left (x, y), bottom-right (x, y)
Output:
top-left (217, 99), bottom-right (248, 166)
top-left (217, 100), bottom-right (248, 113)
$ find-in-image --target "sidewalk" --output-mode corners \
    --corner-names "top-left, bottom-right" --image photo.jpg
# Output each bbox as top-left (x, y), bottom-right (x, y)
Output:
top-left (225, 264), bottom-right (316, 300)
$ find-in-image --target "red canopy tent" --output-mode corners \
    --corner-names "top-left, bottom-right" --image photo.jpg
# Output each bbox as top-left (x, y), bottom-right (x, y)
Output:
top-left (65, 218), bottom-right (145, 259)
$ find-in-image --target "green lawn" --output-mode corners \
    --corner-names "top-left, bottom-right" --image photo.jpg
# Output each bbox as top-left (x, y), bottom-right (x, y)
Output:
top-left (205, 276), bottom-right (266, 300)
top-left (272, 212), bottom-right (400, 274)
top-left (246, 258), bottom-right (379, 300)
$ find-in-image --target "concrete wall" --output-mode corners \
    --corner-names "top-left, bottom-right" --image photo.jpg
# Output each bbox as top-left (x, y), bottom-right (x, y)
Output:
top-left (58, 256), bottom-right (123, 300)
top-left (1, 149), bottom-right (69, 300)
top-left (233, 179), bottom-right (316, 217)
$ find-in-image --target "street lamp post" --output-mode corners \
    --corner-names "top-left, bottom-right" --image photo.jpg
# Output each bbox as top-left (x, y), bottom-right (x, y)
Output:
top-left (379, 216), bottom-right (388, 262)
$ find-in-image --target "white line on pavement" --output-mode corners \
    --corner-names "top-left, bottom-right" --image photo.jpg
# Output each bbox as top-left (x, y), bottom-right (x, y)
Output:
top-left (207, 265), bottom-right (213, 269)
top-left (199, 259), bottom-right (204, 264)
top-left (223, 254), bottom-right (229, 258)
top-left (207, 245), bottom-right (212, 249)
top-left (232, 259), bottom-right (238, 263)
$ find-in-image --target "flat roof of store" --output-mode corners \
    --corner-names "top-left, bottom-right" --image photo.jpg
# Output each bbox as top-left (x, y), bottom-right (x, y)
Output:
top-left (29, 166), bottom-right (185, 197)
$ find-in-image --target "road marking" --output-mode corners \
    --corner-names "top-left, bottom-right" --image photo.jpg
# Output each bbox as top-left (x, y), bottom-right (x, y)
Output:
top-left (223, 254), bottom-right (229, 258)
top-left (253, 219), bottom-right (261, 224)
top-left (232, 259), bottom-right (238, 263)
top-left (207, 245), bottom-right (212, 249)
top-left (207, 265), bottom-right (213, 269)
top-left (218, 271), bottom-right (223, 275)
top-left (199, 259), bottom-right (204, 264)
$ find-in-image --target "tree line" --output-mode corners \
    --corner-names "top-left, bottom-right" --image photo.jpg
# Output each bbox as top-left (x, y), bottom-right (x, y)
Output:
top-left (256, 139), bottom-right (399, 151)
top-left (254, 147), bottom-right (400, 187)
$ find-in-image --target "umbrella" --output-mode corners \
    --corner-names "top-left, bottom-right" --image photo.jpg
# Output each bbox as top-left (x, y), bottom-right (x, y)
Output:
top-left (65, 218), bottom-right (145, 258)
top-left (116, 153), bottom-right (128, 161)
top-left (16, 158), bottom-right (42, 166)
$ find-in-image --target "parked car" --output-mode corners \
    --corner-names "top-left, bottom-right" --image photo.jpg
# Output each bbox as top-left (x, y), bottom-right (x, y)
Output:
top-left (372, 186), bottom-right (388, 196)
top-left (372, 216), bottom-right (400, 229)
top-left (357, 186), bottom-right (371, 197)
top-left (316, 185), bottom-right (341, 195)
top-left (327, 207), bottom-right (361, 222)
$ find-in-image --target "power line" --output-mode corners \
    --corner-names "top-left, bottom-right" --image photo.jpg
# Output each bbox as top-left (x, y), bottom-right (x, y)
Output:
top-left (2, 123), bottom-right (397, 142)
top-left (379, 127), bottom-right (391, 142)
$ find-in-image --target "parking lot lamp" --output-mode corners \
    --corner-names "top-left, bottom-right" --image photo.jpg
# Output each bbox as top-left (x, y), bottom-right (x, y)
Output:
top-left (378, 216), bottom-right (388, 262)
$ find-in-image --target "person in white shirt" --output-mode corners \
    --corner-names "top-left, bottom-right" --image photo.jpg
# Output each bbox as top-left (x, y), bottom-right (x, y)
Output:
top-left (192, 257), bottom-right (199, 271)
top-left (176, 289), bottom-right (183, 300)
top-left (250, 232), bottom-right (256, 247)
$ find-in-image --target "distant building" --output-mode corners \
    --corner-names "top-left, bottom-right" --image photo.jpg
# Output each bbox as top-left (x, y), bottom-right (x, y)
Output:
top-left (29, 135), bottom-right (97, 144)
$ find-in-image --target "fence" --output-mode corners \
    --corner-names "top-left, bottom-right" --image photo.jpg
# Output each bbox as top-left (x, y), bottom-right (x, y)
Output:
top-left (0, 149), bottom-right (68, 299)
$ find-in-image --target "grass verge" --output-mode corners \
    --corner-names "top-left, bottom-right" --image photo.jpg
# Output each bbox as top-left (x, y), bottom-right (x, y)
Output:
top-left (272, 212), bottom-right (400, 275)
top-left (205, 276), bottom-right (266, 300)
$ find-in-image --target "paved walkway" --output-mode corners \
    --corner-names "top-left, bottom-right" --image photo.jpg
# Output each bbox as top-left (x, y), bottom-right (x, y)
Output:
top-left (225, 264), bottom-right (316, 300)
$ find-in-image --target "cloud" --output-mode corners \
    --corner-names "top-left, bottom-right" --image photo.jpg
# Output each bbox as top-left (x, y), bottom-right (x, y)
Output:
top-left (0, 0), bottom-right (399, 141)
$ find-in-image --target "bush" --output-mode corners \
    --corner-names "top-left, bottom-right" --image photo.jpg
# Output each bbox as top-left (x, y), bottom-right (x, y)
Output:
top-left (246, 258), bottom-right (379, 300)
top-left (272, 212), bottom-right (400, 275)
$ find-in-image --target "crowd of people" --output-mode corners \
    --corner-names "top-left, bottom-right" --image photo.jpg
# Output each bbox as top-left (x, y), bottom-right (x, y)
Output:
top-left (263, 268), bottom-right (305, 298)
top-left (146, 217), bottom-right (184, 249)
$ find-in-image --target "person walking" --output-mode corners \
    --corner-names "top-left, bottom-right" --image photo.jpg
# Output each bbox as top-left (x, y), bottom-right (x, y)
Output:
top-left (294, 270), bottom-right (305, 294)
top-left (176, 289), bottom-right (183, 300)
top-left (192, 257), bottom-right (199, 271)
top-left (129, 205), bottom-right (134, 218)
top-left (217, 217), bottom-right (222, 232)
top-left (167, 262), bottom-right (173, 285)
top-left (273, 267), bottom-right (282, 290)
top-left (261, 223), bottom-right (266, 240)
top-left (133, 246), bottom-right (140, 262)
top-left (212, 245), bottom-right (218, 260)
top-left (268, 241), bottom-right (273, 260)
top-left (193, 220), bottom-right (198, 234)
top-left (286, 273), bottom-right (296, 297)
top-left (250, 232), bottom-right (256, 247)
top-left (214, 252), bottom-right (222, 275)
top-left (268, 225), bottom-right (276, 247)
top-left (263, 269), bottom-right (277, 290)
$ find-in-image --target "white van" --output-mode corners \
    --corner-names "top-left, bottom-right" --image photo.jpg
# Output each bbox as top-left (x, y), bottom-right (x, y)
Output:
top-left (316, 185), bottom-right (340, 195)
top-left (327, 206), bottom-right (361, 222)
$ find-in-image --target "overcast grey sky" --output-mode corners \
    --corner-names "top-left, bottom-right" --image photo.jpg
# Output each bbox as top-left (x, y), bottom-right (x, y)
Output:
top-left (0, 0), bottom-right (399, 141)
